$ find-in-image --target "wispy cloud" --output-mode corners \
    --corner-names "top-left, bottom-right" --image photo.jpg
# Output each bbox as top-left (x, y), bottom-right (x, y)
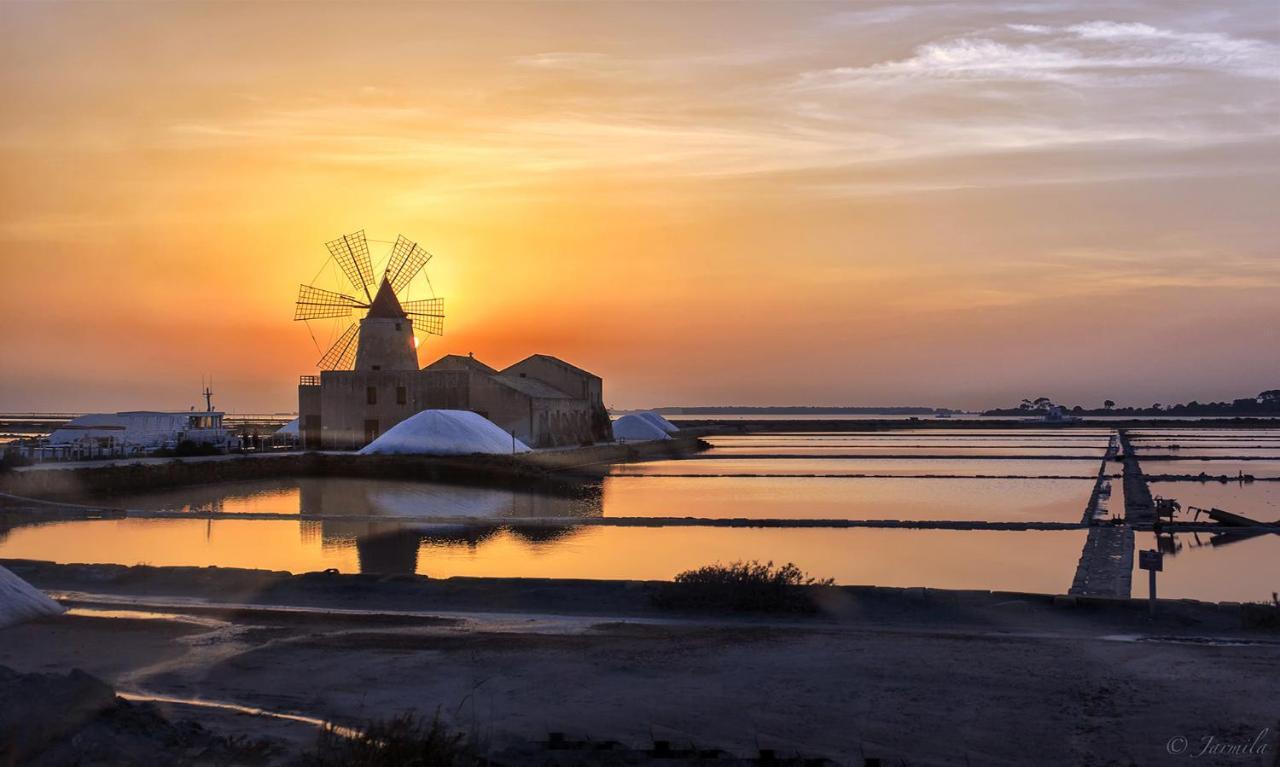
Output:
top-left (135, 11), bottom-right (1280, 197)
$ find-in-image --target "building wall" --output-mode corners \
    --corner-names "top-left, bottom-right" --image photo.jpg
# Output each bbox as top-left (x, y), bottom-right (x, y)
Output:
top-left (298, 383), bottom-right (322, 449)
top-left (502, 356), bottom-right (611, 443)
top-left (318, 369), bottom-right (470, 449)
top-left (354, 318), bottom-right (418, 372)
top-left (301, 354), bottom-right (609, 450)
top-left (467, 374), bottom-right (538, 445)
top-left (529, 398), bottom-right (594, 447)
top-left (503, 356), bottom-right (601, 404)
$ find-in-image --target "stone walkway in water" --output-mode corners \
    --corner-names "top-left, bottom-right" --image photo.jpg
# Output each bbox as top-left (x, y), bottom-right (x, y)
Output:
top-left (1069, 432), bottom-right (1135, 598)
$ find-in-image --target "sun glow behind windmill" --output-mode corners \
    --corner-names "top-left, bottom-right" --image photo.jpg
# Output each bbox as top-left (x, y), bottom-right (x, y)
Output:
top-left (294, 230), bottom-right (445, 370)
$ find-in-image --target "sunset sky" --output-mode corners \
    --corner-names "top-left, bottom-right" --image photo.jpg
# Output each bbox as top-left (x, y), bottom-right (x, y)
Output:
top-left (1, 1), bottom-right (1276, 412)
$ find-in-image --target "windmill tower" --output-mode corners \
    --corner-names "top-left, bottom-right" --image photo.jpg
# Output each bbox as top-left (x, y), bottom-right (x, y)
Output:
top-left (294, 231), bottom-right (445, 372)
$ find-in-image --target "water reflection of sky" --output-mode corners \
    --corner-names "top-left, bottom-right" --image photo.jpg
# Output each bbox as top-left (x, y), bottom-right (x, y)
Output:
top-left (1146, 482), bottom-right (1280, 522)
top-left (3, 429), bottom-right (1276, 601)
top-left (1142, 460), bottom-right (1280, 479)
top-left (83, 475), bottom-right (1095, 523)
top-left (0, 519), bottom-right (1089, 593)
top-left (1137, 531), bottom-right (1279, 604)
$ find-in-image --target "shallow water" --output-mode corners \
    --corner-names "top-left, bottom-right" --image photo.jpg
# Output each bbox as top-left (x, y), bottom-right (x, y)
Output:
top-left (1136, 448), bottom-right (1280, 459)
top-left (0, 518), bottom-right (1087, 591)
top-left (1134, 531), bottom-right (1279, 604)
top-left (1140, 459), bottom-right (1280, 479)
top-left (599, 476), bottom-right (1093, 521)
top-left (1146, 482), bottom-right (1280, 522)
top-left (87, 478), bottom-right (598, 519)
top-left (704, 445), bottom-right (1106, 457)
top-left (611, 457), bottom-right (1099, 478)
top-left (75, 475), bottom-right (1095, 523)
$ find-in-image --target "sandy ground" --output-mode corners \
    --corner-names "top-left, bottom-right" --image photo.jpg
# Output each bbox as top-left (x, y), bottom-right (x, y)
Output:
top-left (2, 583), bottom-right (1278, 765)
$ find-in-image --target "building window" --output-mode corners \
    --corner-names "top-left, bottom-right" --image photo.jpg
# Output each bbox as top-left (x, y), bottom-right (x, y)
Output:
top-left (396, 386), bottom-right (406, 405)
top-left (395, 322), bottom-right (402, 331)
top-left (367, 386), bottom-right (377, 405)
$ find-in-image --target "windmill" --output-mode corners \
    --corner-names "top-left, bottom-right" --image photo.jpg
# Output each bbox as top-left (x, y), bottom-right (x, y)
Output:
top-left (294, 230), bottom-right (445, 372)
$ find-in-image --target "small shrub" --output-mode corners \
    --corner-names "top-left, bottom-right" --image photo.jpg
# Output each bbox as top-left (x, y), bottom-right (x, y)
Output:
top-left (0, 448), bottom-right (33, 471)
top-left (651, 560), bottom-right (834, 613)
top-left (296, 711), bottom-right (478, 767)
top-left (1241, 593), bottom-right (1280, 630)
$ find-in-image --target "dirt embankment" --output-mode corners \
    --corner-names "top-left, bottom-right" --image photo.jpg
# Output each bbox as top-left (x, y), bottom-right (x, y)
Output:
top-left (2, 561), bottom-right (1277, 766)
top-left (6, 559), bottom-right (1272, 634)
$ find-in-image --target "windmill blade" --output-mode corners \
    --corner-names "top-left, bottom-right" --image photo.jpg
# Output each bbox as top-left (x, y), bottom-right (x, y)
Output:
top-left (404, 297), bottom-right (445, 336)
top-left (294, 284), bottom-right (367, 321)
top-left (324, 230), bottom-right (376, 302)
top-left (383, 235), bottom-right (433, 295)
top-left (316, 322), bottom-right (359, 370)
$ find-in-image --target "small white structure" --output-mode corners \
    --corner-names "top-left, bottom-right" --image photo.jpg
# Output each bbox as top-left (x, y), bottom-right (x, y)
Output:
top-left (612, 414), bottom-right (672, 441)
top-left (636, 411), bottom-right (679, 434)
top-left (358, 409), bottom-right (530, 456)
top-left (0, 566), bottom-right (64, 629)
top-left (47, 410), bottom-right (234, 453)
top-left (275, 418), bottom-right (301, 437)
top-left (1041, 405), bottom-right (1082, 424)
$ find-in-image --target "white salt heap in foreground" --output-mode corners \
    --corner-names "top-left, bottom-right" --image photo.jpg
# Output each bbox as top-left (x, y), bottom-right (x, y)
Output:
top-left (0, 565), bottom-right (64, 629)
top-left (636, 411), bottom-right (679, 434)
top-left (358, 410), bottom-right (530, 456)
top-left (613, 414), bottom-right (672, 441)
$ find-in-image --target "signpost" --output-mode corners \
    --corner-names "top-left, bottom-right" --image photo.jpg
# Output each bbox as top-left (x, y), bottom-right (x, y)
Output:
top-left (1139, 549), bottom-right (1163, 617)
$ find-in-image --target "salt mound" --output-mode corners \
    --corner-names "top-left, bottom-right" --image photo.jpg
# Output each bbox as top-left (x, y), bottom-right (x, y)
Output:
top-left (0, 566), bottom-right (64, 629)
top-left (275, 418), bottom-right (300, 436)
top-left (358, 410), bottom-right (530, 456)
top-left (636, 411), bottom-right (679, 434)
top-left (613, 414), bottom-right (672, 441)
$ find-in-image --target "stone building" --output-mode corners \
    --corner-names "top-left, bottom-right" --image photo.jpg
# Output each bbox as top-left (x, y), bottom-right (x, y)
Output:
top-left (297, 287), bottom-right (611, 449)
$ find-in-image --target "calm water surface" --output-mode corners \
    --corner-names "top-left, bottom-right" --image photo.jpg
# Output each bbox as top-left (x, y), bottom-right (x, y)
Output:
top-left (0, 519), bottom-right (1087, 592)
top-left (611, 457), bottom-right (1099, 477)
top-left (51, 475), bottom-right (1095, 523)
top-left (6, 428), bottom-right (1277, 600)
top-left (1140, 459), bottom-right (1280, 479)
top-left (1135, 532), bottom-right (1278, 604)
top-left (1146, 482), bottom-right (1280, 521)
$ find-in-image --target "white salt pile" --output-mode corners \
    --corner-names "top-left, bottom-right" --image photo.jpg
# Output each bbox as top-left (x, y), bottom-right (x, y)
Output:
top-left (636, 411), bottom-right (679, 434)
top-left (612, 414), bottom-right (672, 442)
top-left (358, 410), bottom-right (530, 456)
top-left (0, 566), bottom-right (64, 629)
top-left (275, 418), bottom-right (300, 436)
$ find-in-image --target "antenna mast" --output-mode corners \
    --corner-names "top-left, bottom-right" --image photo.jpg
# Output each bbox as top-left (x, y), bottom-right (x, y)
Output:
top-left (202, 376), bottom-right (214, 412)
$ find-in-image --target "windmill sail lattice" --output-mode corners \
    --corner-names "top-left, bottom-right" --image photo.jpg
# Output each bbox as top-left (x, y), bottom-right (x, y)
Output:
top-left (296, 230), bottom-right (445, 371)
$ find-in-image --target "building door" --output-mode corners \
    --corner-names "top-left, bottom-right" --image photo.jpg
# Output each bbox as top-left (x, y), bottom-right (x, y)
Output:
top-left (364, 419), bottom-right (380, 445)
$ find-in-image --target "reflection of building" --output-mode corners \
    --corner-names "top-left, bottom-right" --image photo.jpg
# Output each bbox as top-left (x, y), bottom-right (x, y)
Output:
top-left (297, 477), bottom-right (602, 574)
top-left (297, 282), bottom-right (612, 450)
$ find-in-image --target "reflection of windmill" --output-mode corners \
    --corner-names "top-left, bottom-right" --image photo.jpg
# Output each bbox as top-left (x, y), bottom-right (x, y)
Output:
top-left (294, 230), bottom-right (445, 371)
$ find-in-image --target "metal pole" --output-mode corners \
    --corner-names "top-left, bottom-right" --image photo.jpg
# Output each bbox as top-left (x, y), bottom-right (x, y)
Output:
top-left (1149, 568), bottom-right (1157, 617)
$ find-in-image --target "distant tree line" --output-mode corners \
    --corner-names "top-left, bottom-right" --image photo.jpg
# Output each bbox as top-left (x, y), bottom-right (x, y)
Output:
top-left (654, 406), bottom-right (952, 415)
top-left (983, 390), bottom-right (1280, 417)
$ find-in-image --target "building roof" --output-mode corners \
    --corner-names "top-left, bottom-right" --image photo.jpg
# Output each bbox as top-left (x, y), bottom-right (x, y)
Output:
top-left (366, 279), bottom-right (407, 319)
top-left (492, 373), bottom-right (572, 400)
top-left (422, 354), bottom-right (498, 375)
top-left (502, 354), bottom-right (600, 381)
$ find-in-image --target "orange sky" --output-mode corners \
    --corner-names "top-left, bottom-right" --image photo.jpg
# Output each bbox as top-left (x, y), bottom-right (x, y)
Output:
top-left (1, 2), bottom-right (1277, 412)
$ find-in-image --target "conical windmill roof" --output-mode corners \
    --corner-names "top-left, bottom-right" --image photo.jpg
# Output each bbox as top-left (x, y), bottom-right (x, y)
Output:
top-left (366, 279), bottom-right (407, 318)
